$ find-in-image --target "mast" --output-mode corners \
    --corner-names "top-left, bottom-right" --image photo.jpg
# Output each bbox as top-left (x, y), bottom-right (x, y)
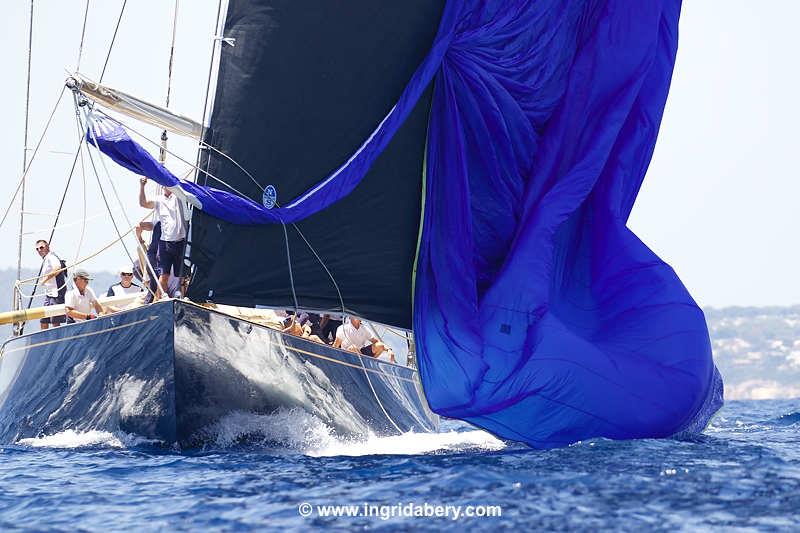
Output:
top-left (17, 0), bottom-right (34, 291)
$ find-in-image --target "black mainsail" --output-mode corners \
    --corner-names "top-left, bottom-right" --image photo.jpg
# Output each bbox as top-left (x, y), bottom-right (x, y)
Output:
top-left (187, 0), bottom-right (445, 328)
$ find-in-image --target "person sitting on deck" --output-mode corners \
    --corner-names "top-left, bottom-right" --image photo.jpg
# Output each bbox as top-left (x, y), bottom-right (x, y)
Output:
top-left (35, 239), bottom-right (66, 330)
top-left (333, 316), bottom-right (391, 360)
top-left (106, 266), bottom-right (143, 297)
top-left (282, 312), bottom-right (325, 344)
top-left (319, 314), bottom-right (342, 344)
top-left (65, 269), bottom-right (104, 323)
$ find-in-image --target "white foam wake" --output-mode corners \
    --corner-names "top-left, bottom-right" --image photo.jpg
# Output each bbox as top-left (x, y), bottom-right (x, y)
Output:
top-left (15, 410), bottom-right (507, 456)
top-left (308, 428), bottom-right (506, 457)
top-left (17, 429), bottom-right (159, 449)
top-left (199, 408), bottom-right (507, 456)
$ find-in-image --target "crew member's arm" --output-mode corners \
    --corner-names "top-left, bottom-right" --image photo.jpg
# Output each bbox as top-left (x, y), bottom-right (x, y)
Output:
top-left (135, 221), bottom-right (154, 246)
top-left (41, 256), bottom-right (61, 283)
top-left (139, 178), bottom-right (155, 209)
top-left (92, 297), bottom-right (105, 316)
top-left (65, 294), bottom-right (97, 320)
top-left (42, 265), bottom-right (60, 283)
top-left (66, 308), bottom-right (97, 320)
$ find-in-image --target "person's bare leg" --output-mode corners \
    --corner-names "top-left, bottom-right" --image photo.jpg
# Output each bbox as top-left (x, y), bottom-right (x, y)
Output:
top-left (159, 273), bottom-right (170, 299)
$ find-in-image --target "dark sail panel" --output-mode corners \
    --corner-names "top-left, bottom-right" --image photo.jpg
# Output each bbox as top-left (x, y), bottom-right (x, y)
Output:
top-left (187, 0), bottom-right (444, 327)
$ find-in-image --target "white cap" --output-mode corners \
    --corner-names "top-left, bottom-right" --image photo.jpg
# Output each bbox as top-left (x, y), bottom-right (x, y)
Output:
top-left (119, 266), bottom-right (134, 274)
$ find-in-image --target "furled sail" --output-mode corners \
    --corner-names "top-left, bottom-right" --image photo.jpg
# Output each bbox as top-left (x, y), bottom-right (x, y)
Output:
top-left (69, 73), bottom-right (203, 139)
top-left (175, 0), bottom-right (722, 447)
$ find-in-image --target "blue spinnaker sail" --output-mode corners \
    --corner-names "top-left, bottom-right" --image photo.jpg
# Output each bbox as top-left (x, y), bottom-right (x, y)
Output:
top-left (415, 0), bottom-right (721, 447)
top-left (90, 0), bottom-right (723, 448)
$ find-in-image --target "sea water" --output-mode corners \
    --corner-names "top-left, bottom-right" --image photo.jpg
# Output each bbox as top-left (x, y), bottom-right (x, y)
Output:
top-left (1, 399), bottom-right (798, 531)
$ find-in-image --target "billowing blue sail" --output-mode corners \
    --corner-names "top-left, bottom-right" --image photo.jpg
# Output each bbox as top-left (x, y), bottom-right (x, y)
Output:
top-left (415, 0), bottom-right (722, 447)
top-left (90, 0), bottom-right (722, 448)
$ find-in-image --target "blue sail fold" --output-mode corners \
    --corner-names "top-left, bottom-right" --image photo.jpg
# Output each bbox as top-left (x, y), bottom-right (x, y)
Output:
top-left (87, 114), bottom-right (283, 225)
top-left (89, 0), bottom-right (723, 448)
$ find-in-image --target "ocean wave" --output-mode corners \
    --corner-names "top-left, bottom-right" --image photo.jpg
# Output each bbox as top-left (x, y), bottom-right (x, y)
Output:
top-left (195, 408), bottom-right (506, 456)
top-left (765, 411), bottom-right (800, 427)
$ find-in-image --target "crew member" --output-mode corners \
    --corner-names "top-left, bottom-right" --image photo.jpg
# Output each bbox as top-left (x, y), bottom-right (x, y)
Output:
top-left (138, 177), bottom-right (186, 298)
top-left (106, 266), bottom-right (143, 297)
top-left (35, 239), bottom-right (66, 329)
top-left (65, 269), bottom-right (104, 322)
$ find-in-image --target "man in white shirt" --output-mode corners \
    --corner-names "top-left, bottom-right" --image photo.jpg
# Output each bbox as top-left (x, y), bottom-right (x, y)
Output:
top-left (65, 269), bottom-right (104, 323)
top-left (333, 316), bottom-right (394, 362)
top-left (106, 266), bottom-right (143, 297)
top-left (138, 177), bottom-right (186, 298)
top-left (35, 239), bottom-right (66, 329)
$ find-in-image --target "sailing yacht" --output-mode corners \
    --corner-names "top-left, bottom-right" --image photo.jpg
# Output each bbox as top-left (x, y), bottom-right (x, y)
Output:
top-left (2, 0), bottom-right (724, 450)
top-left (0, 1), bottom-right (442, 447)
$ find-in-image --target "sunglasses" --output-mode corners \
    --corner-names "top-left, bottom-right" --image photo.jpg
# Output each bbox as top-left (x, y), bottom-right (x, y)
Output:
top-left (121, 273), bottom-right (134, 276)
top-left (35, 246), bottom-right (47, 251)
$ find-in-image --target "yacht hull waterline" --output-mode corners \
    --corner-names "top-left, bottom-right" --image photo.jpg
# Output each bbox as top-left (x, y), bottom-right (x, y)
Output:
top-left (0, 300), bottom-right (438, 447)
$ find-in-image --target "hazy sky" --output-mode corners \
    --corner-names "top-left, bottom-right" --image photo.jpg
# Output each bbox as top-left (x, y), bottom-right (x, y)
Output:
top-left (0, 1), bottom-right (797, 308)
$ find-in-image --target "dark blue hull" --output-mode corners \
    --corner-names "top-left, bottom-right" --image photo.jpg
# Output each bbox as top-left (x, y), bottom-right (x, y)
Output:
top-left (0, 301), bottom-right (438, 447)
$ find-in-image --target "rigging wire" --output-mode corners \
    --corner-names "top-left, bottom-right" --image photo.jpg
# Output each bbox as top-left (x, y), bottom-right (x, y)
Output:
top-left (99, 0), bottom-right (126, 82)
top-left (17, 0), bottom-right (35, 288)
top-left (165, 0), bottom-right (179, 109)
top-left (83, 110), bottom-right (162, 296)
top-left (281, 224), bottom-right (299, 315)
top-left (14, 0), bottom-right (36, 334)
top-left (21, 0), bottom-right (129, 323)
top-left (98, 111), bottom-right (254, 201)
top-left (23, 99), bottom-right (90, 311)
top-left (196, 0), bottom-right (225, 153)
top-left (73, 0), bottom-right (95, 269)
top-left (73, 103), bottom-right (89, 269)
top-left (22, 208), bottom-right (125, 236)
top-left (0, 86), bottom-right (66, 232)
top-left (79, 105), bottom-right (136, 267)
top-left (159, 0), bottom-right (180, 164)
top-left (76, 0), bottom-right (90, 71)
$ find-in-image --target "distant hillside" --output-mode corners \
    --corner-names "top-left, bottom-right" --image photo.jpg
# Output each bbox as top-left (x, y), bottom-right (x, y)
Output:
top-left (705, 305), bottom-right (800, 400)
top-left (0, 267), bottom-right (797, 400)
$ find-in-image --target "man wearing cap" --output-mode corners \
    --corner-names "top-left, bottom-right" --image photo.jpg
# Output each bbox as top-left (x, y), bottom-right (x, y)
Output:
top-left (65, 269), bottom-right (104, 323)
top-left (106, 266), bottom-right (143, 297)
